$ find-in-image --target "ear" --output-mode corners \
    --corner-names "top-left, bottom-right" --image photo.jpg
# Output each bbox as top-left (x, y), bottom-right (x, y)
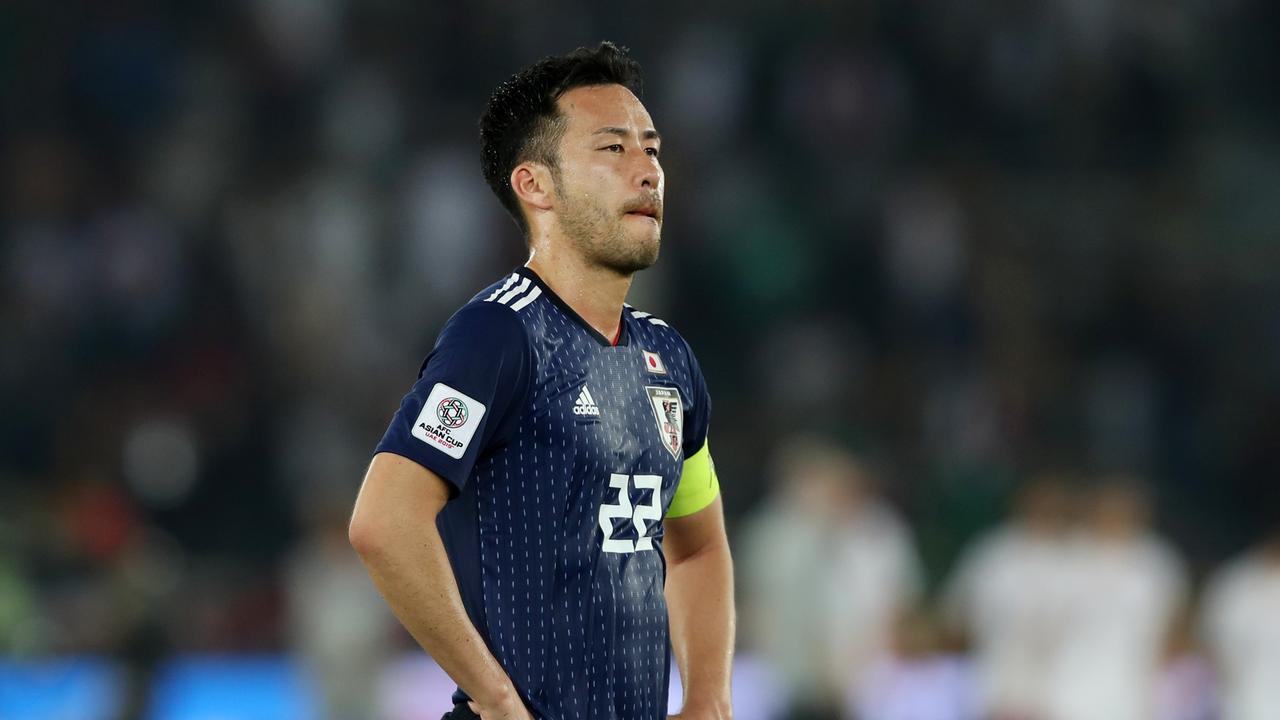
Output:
top-left (510, 162), bottom-right (556, 215)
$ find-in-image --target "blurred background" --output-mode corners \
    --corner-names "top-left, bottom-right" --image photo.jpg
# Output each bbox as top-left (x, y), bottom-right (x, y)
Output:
top-left (3, 0), bottom-right (1280, 718)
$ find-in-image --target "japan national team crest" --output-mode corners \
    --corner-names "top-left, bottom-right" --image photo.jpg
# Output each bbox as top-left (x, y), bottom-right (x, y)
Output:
top-left (645, 386), bottom-right (683, 459)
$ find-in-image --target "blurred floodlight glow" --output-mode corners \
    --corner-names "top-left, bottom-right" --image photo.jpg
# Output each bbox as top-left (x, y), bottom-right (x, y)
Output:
top-left (122, 416), bottom-right (200, 508)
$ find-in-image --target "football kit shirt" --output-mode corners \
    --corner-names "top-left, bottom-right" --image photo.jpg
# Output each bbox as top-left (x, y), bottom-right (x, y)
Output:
top-left (375, 266), bottom-right (720, 719)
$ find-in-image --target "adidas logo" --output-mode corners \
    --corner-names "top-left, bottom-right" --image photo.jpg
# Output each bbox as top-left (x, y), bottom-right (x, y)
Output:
top-left (573, 386), bottom-right (601, 417)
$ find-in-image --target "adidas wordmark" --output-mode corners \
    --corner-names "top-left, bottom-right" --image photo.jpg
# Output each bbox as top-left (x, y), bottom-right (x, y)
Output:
top-left (573, 386), bottom-right (601, 417)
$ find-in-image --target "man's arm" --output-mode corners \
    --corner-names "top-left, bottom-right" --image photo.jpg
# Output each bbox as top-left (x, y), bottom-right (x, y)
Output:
top-left (349, 452), bottom-right (531, 719)
top-left (664, 496), bottom-right (735, 719)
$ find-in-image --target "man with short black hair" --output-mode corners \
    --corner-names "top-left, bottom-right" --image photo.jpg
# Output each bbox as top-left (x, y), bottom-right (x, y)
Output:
top-left (349, 42), bottom-right (735, 720)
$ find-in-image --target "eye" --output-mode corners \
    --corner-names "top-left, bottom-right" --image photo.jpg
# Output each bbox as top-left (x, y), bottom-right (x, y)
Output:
top-left (645, 147), bottom-right (660, 158)
top-left (603, 144), bottom-right (623, 153)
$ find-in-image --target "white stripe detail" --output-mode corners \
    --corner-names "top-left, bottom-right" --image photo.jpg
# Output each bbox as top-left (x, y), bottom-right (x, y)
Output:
top-left (496, 277), bottom-right (532, 305)
top-left (484, 273), bottom-right (520, 302)
top-left (508, 285), bottom-right (542, 312)
top-left (629, 308), bottom-right (669, 326)
top-left (582, 386), bottom-right (595, 405)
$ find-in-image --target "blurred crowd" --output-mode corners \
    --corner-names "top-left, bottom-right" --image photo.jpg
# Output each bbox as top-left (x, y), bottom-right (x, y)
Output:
top-left (741, 437), bottom-right (1280, 720)
top-left (2, 0), bottom-right (1279, 718)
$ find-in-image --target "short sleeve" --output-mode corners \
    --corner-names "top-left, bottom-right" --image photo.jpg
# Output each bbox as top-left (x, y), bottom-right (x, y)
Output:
top-left (668, 341), bottom-right (718, 518)
top-left (668, 441), bottom-right (719, 518)
top-left (374, 302), bottom-right (532, 492)
top-left (681, 341), bottom-right (711, 457)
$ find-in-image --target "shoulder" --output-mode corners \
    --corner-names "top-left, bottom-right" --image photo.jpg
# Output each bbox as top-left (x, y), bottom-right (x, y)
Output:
top-left (442, 300), bottom-right (528, 344)
top-left (456, 271), bottom-right (548, 328)
top-left (626, 304), bottom-right (683, 342)
top-left (478, 271), bottom-right (543, 307)
top-left (433, 273), bottom-right (543, 352)
top-left (469, 271), bottom-right (547, 317)
top-left (626, 304), bottom-right (701, 371)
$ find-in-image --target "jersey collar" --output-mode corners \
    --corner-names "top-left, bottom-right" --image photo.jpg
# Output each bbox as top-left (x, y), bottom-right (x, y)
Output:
top-left (515, 266), bottom-right (630, 348)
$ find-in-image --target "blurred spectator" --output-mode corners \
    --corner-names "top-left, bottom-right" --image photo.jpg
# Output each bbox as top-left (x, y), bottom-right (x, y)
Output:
top-left (847, 608), bottom-right (977, 720)
top-left (1156, 607), bottom-right (1215, 720)
top-left (286, 499), bottom-right (393, 720)
top-left (742, 436), bottom-right (922, 719)
top-left (1202, 523), bottom-right (1280, 720)
top-left (1046, 476), bottom-right (1188, 720)
top-left (941, 472), bottom-right (1077, 720)
top-left (1, 0), bottom-right (1279, 712)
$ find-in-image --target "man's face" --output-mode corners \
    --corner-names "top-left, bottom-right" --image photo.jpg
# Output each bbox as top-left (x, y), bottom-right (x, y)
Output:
top-left (549, 84), bottom-right (664, 275)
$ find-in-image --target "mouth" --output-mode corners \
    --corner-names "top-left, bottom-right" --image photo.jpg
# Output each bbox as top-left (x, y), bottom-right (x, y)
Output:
top-left (624, 207), bottom-right (661, 223)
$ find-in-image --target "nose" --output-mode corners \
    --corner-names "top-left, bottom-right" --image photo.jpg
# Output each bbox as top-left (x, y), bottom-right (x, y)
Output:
top-left (636, 154), bottom-right (660, 191)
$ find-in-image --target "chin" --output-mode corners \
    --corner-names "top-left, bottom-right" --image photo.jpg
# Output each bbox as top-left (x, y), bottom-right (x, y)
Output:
top-left (584, 222), bottom-right (661, 275)
top-left (632, 222), bottom-right (661, 245)
top-left (609, 253), bottom-right (659, 276)
top-left (602, 243), bottom-right (659, 276)
top-left (633, 235), bottom-right (661, 269)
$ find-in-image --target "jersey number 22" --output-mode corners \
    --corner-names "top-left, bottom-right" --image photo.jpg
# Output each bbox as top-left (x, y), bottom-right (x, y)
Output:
top-left (598, 473), bottom-right (662, 554)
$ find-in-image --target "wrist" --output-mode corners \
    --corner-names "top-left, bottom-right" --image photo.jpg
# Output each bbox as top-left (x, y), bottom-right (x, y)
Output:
top-left (473, 678), bottom-right (523, 711)
top-left (679, 695), bottom-right (732, 719)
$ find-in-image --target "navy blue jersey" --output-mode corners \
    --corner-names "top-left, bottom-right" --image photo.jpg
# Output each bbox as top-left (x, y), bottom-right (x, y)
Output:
top-left (375, 266), bottom-right (719, 719)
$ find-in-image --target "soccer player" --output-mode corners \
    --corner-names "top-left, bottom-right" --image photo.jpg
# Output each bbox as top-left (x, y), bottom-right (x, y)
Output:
top-left (348, 43), bottom-right (735, 720)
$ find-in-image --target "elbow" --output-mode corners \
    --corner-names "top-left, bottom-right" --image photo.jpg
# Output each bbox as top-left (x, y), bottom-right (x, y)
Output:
top-left (348, 508), bottom-right (385, 559)
top-left (348, 456), bottom-right (450, 560)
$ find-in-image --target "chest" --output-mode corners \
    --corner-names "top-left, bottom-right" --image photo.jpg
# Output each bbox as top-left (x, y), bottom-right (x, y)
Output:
top-left (533, 342), bottom-right (685, 476)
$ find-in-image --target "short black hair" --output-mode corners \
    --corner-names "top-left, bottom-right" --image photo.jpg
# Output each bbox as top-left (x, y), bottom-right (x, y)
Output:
top-left (479, 42), bottom-right (644, 236)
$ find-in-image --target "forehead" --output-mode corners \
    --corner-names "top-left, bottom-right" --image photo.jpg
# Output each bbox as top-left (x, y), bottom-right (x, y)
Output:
top-left (555, 84), bottom-right (655, 136)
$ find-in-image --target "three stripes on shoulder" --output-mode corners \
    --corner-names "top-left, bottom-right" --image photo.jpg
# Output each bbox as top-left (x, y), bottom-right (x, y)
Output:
top-left (627, 308), bottom-right (668, 327)
top-left (484, 273), bottom-right (671, 328)
top-left (484, 274), bottom-right (542, 312)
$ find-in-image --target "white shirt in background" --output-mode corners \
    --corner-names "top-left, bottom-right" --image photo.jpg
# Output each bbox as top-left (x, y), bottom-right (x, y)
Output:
top-left (827, 504), bottom-right (925, 689)
top-left (743, 500), bottom-right (922, 707)
top-left (941, 524), bottom-right (1075, 719)
top-left (1046, 533), bottom-right (1187, 720)
top-left (1202, 552), bottom-right (1280, 720)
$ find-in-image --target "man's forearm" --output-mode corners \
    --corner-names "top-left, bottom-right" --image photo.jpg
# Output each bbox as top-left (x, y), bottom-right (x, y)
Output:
top-left (351, 455), bottom-right (534, 719)
top-left (665, 537), bottom-right (735, 714)
top-left (354, 514), bottom-right (519, 710)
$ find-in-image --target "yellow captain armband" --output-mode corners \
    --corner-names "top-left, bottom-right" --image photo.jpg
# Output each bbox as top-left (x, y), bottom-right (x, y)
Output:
top-left (667, 441), bottom-right (720, 518)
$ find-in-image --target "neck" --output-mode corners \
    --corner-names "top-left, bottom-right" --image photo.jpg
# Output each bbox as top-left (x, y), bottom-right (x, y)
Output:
top-left (526, 244), bottom-right (633, 341)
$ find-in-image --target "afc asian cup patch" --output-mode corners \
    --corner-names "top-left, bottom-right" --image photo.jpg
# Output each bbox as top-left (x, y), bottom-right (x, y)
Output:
top-left (412, 383), bottom-right (486, 459)
top-left (645, 385), bottom-right (683, 459)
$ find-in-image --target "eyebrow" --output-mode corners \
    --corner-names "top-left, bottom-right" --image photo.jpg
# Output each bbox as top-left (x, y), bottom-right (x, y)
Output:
top-left (593, 126), bottom-right (662, 142)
